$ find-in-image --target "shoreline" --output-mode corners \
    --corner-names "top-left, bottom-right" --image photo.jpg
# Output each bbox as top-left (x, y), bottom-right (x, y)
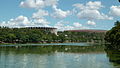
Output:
top-left (0, 42), bottom-right (105, 47)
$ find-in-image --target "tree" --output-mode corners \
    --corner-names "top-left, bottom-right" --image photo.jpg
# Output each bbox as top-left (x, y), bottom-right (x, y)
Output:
top-left (114, 21), bottom-right (120, 26)
top-left (105, 21), bottom-right (120, 49)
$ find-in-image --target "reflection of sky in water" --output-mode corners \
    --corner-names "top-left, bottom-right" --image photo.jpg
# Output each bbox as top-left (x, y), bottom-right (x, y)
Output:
top-left (0, 51), bottom-right (115, 68)
top-left (0, 43), bottom-right (90, 46)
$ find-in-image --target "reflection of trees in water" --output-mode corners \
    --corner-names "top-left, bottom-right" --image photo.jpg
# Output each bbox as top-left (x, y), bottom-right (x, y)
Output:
top-left (105, 45), bottom-right (120, 67)
top-left (0, 45), bottom-right (104, 54)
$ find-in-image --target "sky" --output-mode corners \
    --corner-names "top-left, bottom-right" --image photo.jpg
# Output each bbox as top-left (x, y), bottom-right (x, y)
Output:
top-left (0, 0), bottom-right (120, 31)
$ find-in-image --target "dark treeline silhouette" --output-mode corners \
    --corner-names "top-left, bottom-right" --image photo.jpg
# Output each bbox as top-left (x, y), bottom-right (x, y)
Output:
top-left (105, 46), bottom-right (120, 66)
top-left (105, 21), bottom-right (120, 49)
top-left (104, 21), bottom-right (120, 67)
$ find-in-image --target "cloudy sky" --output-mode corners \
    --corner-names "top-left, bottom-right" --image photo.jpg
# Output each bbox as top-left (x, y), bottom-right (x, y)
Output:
top-left (0, 0), bottom-right (120, 30)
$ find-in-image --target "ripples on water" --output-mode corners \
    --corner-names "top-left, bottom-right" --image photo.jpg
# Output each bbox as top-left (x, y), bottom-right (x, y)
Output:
top-left (0, 43), bottom-right (119, 68)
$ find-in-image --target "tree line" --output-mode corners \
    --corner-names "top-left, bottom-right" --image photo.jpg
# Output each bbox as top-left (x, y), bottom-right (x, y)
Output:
top-left (0, 27), bottom-right (105, 44)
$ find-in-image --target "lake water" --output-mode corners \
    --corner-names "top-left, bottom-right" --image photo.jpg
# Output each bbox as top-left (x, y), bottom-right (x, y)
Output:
top-left (0, 43), bottom-right (90, 46)
top-left (0, 43), bottom-right (120, 68)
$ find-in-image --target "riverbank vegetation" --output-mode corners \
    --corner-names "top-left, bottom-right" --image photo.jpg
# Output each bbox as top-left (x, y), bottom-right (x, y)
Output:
top-left (105, 21), bottom-right (120, 49)
top-left (0, 27), bottom-right (106, 44)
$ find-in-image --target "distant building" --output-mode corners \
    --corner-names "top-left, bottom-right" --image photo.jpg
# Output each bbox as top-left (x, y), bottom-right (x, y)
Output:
top-left (26, 27), bottom-right (58, 35)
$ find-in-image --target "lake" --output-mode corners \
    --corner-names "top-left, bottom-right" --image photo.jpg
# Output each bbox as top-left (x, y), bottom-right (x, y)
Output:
top-left (0, 43), bottom-right (119, 68)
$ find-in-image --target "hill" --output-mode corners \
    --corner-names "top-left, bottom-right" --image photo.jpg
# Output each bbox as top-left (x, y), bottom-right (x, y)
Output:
top-left (65, 29), bottom-right (107, 33)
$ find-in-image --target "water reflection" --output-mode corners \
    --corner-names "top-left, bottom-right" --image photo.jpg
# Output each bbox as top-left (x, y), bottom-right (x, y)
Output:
top-left (105, 45), bottom-right (120, 68)
top-left (0, 45), bottom-right (105, 54)
top-left (0, 45), bottom-right (118, 68)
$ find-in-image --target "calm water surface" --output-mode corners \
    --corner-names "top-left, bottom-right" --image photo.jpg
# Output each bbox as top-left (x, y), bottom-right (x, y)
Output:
top-left (0, 43), bottom-right (119, 68)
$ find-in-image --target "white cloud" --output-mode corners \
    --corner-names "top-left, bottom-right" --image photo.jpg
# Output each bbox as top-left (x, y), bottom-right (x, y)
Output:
top-left (109, 6), bottom-right (120, 16)
top-left (73, 22), bottom-right (89, 29)
top-left (86, 1), bottom-right (103, 10)
top-left (33, 18), bottom-right (50, 27)
top-left (54, 21), bottom-right (89, 31)
top-left (87, 20), bottom-right (96, 26)
top-left (20, 0), bottom-right (41, 8)
top-left (54, 21), bottom-right (74, 31)
top-left (77, 9), bottom-right (112, 20)
top-left (0, 15), bottom-right (32, 27)
top-left (73, 4), bottom-right (85, 10)
top-left (54, 21), bottom-right (66, 31)
top-left (64, 25), bottom-right (74, 30)
top-left (73, 1), bottom-right (103, 10)
top-left (20, 0), bottom-right (58, 9)
top-left (32, 9), bottom-right (50, 27)
top-left (0, 15), bottom-right (50, 27)
top-left (44, 0), bottom-right (59, 7)
top-left (73, 22), bottom-right (82, 27)
top-left (32, 9), bottom-right (49, 19)
top-left (73, 1), bottom-right (113, 20)
top-left (51, 5), bottom-right (70, 19)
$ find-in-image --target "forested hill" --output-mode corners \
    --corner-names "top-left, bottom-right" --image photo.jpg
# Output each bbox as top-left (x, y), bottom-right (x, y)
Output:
top-left (0, 27), bottom-right (106, 44)
top-left (65, 29), bottom-right (107, 33)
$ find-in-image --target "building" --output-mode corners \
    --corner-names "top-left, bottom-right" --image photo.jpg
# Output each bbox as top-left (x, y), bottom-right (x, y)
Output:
top-left (26, 27), bottom-right (58, 35)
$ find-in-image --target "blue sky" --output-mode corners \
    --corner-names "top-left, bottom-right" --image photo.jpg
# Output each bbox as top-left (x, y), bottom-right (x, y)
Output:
top-left (0, 0), bottom-right (120, 30)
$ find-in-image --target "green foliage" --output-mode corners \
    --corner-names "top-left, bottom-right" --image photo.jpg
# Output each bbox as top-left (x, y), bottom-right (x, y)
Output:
top-left (105, 48), bottom-right (120, 65)
top-left (0, 27), bottom-right (105, 44)
top-left (105, 21), bottom-right (120, 49)
top-left (58, 31), bottom-right (105, 43)
top-left (0, 27), bottom-right (57, 43)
